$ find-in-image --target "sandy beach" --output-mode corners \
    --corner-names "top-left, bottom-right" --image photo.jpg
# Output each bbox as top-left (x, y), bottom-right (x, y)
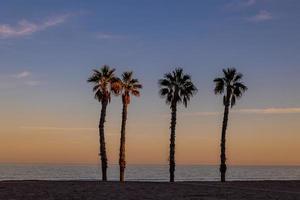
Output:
top-left (0, 180), bottom-right (299, 200)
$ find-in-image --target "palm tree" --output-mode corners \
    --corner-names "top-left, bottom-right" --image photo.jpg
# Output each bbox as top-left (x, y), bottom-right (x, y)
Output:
top-left (214, 68), bottom-right (247, 182)
top-left (117, 71), bottom-right (142, 182)
top-left (159, 68), bottom-right (197, 182)
top-left (87, 65), bottom-right (119, 181)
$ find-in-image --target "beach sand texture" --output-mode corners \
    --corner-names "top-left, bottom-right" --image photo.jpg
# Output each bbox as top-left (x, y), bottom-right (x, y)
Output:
top-left (0, 180), bottom-right (299, 200)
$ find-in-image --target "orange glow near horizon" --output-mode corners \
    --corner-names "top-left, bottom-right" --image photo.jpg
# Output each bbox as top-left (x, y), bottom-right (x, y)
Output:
top-left (1, 111), bottom-right (299, 166)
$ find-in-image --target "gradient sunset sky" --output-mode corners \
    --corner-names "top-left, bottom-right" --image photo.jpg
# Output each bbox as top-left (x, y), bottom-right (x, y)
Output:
top-left (0, 0), bottom-right (299, 165)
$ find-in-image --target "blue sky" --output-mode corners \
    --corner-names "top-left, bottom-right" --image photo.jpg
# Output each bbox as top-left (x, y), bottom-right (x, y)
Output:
top-left (0, 0), bottom-right (300, 165)
top-left (1, 0), bottom-right (300, 112)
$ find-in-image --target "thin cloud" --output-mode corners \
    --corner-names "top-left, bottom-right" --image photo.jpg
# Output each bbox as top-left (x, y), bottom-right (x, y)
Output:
top-left (20, 126), bottom-right (97, 131)
top-left (0, 14), bottom-right (70, 38)
top-left (0, 71), bottom-right (40, 88)
top-left (25, 80), bottom-right (40, 86)
top-left (96, 33), bottom-right (123, 40)
top-left (226, 0), bottom-right (257, 9)
top-left (13, 71), bottom-right (31, 78)
top-left (247, 10), bottom-right (273, 22)
top-left (237, 108), bottom-right (300, 114)
top-left (20, 126), bottom-right (119, 135)
top-left (182, 107), bottom-right (300, 117)
top-left (244, 0), bottom-right (257, 6)
top-left (182, 111), bottom-right (220, 116)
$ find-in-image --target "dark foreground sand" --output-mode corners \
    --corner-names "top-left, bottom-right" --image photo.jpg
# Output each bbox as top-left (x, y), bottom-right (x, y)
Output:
top-left (0, 180), bottom-right (299, 200)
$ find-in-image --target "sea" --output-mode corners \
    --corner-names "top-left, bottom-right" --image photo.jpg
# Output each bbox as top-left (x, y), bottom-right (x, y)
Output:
top-left (0, 164), bottom-right (299, 181)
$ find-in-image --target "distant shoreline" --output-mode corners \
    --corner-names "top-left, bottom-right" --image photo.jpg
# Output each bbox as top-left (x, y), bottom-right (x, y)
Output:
top-left (1, 164), bottom-right (299, 182)
top-left (1, 163), bottom-right (300, 166)
top-left (1, 180), bottom-right (300, 182)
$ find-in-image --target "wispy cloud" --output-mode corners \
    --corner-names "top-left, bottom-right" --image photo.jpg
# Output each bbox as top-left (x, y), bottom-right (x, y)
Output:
top-left (24, 80), bottom-right (40, 86)
top-left (226, 0), bottom-right (258, 9)
top-left (13, 71), bottom-right (31, 78)
top-left (0, 70), bottom-right (40, 89)
top-left (247, 10), bottom-right (273, 22)
top-left (20, 126), bottom-right (119, 134)
top-left (96, 33), bottom-right (123, 40)
top-left (182, 107), bottom-right (300, 117)
top-left (236, 108), bottom-right (300, 114)
top-left (0, 14), bottom-right (70, 39)
top-left (182, 111), bottom-right (220, 117)
top-left (244, 0), bottom-right (257, 6)
top-left (20, 126), bottom-right (97, 131)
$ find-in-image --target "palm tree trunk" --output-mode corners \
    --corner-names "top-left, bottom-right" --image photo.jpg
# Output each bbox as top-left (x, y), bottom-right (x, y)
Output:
top-left (119, 102), bottom-right (128, 182)
top-left (220, 104), bottom-right (229, 182)
top-left (99, 98), bottom-right (108, 181)
top-left (169, 102), bottom-right (177, 182)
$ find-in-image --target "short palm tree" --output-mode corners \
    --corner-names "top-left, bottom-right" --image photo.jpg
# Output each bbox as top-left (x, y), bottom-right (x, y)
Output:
top-left (87, 65), bottom-right (119, 181)
top-left (214, 68), bottom-right (247, 182)
top-left (118, 71), bottom-right (142, 182)
top-left (159, 68), bottom-right (197, 182)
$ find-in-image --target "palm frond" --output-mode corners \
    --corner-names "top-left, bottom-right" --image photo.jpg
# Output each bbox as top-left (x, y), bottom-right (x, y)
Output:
top-left (92, 85), bottom-right (100, 92)
top-left (213, 78), bottom-right (225, 94)
top-left (234, 73), bottom-right (243, 82)
top-left (133, 83), bottom-right (143, 89)
top-left (159, 88), bottom-right (170, 97)
top-left (87, 73), bottom-right (100, 83)
top-left (158, 79), bottom-right (172, 87)
top-left (231, 95), bottom-right (236, 107)
top-left (234, 82), bottom-right (248, 92)
top-left (131, 89), bottom-right (140, 97)
top-left (94, 89), bottom-right (103, 102)
top-left (122, 71), bottom-right (133, 82)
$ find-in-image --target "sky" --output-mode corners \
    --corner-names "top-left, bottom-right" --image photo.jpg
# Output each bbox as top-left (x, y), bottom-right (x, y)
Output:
top-left (0, 0), bottom-right (300, 166)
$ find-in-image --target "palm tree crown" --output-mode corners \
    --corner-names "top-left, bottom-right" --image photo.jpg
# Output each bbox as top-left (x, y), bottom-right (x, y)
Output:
top-left (159, 68), bottom-right (197, 107)
top-left (214, 68), bottom-right (247, 107)
top-left (87, 65), bottom-right (119, 102)
top-left (119, 71), bottom-right (143, 104)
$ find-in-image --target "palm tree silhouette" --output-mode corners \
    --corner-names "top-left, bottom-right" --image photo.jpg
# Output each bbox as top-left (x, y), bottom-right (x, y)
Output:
top-left (87, 65), bottom-right (119, 181)
top-left (159, 68), bottom-right (197, 182)
top-left (117, 71), bottom-right (142, 182)
top-left (214, 68), bottom-right (247, 182)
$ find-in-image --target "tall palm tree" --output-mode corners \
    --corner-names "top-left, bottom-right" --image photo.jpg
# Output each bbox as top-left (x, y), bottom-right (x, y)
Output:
top-left (214, 68), bottom-right (247, 182)
top-left (118, 71), bottom-right (142, 182)
top-left (159, 68), bottom-right (197, 182)
top-left (87, 65), bottom-right (119, 181)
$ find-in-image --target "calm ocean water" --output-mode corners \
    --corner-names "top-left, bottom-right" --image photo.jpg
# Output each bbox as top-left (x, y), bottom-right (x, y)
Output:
top-left (0, 164), bottom-right (299, 181)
